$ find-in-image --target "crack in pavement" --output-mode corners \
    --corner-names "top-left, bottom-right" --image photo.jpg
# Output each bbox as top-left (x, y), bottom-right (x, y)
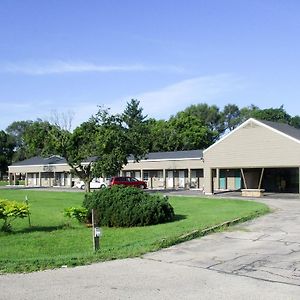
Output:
top-left (142, 255), bottom-right (300, 287)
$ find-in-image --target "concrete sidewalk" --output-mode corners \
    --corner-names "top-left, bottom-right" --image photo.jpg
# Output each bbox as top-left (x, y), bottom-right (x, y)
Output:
top-left (1, 197), bottom-right (300, 299)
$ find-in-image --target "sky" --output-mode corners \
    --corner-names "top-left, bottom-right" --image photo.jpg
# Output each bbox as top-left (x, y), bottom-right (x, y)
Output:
top-left (1, 0), bottom-right (300, 130)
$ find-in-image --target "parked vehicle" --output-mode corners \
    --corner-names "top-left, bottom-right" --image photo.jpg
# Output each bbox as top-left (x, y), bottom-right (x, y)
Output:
top-left (74, 178), bottom-right (107, 190)
top-left (109, 176), bottom-right (147, 189)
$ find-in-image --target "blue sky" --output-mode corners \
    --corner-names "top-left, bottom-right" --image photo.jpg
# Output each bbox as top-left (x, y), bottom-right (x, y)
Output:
top-left (1, 0), bottom-right (300, 130)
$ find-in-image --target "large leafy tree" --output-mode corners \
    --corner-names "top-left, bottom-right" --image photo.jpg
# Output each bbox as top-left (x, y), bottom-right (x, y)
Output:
top-left (223, 104), bottom-right (241, 131)
top-left (148, 112), bottom-right (217, 152)
top-left (0, 131), bottom-right (15, 179)
top-left (290, 115), bottom-right (300, 129)
top-left (6, 120), bottom-right (33, 161)
top-left (248, 105), bottom-right (291, 124)
top-left (23, 120), bottom-right (57, 157)
top-left (238, 104), bottom-right (291, 125)
top-left (183, 103), bottom-right (225, 139)
top-left (147, 119), bottom-right (172, 152)
top-left (168, 112), bottom-right (216, 150)
top-left (24, 100), bottom-right (149, 192)
top-left (122, 99), bottom-right (150, 161)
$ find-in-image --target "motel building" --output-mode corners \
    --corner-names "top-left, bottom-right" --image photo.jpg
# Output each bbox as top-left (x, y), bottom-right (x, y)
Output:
top-left (8, 118), bottom-right (300, 197)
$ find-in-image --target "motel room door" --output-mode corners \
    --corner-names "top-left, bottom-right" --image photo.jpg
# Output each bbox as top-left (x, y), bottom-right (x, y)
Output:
top-left (179, 170), bottom-right (185, 188)
top-left (167, 171), bottom-right (174, 188)
top-left (219, 170), bottom-right (226, 189)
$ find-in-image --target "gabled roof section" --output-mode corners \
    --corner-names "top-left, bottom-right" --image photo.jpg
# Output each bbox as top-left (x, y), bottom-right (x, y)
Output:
top-left (258, 119), bottom-right (300, 141)
top-left (10, 155), bottom-right (98, 167)
top-left (129, 150), bottom-right (203, 161)
top-left (204, 118), bottom-right (300, 153)
top-left (11, 155), bottom-right (67, 167)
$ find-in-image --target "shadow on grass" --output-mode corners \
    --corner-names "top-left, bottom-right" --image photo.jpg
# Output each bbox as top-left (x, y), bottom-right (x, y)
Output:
top-left (15, 225), bottom-right (68, 234)
top-left (172, 214), bottom-right (187, 222)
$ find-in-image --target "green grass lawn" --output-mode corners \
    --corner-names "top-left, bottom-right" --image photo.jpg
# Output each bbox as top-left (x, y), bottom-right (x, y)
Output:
top-left (0, 190), bottom-right (269, 273)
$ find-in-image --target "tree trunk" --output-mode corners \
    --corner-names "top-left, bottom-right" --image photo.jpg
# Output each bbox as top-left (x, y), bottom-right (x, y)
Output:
top-left (84, 180), bottom-right (91, 193)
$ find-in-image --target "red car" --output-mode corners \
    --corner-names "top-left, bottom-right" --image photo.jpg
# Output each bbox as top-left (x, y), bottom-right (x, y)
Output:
top-left (109, 176), bottom-right (147, 189)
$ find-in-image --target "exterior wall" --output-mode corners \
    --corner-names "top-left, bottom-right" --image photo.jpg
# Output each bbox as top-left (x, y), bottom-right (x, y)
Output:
top-left (204, 120), bottom-right (300, 168)
top-left (204, 119), bottom-right (300, 194)
top-left (8, 154), bottom-right (204, 190)
top-left (9, 164), bottom-right (71, 174)
top-left (122, 158), bottom-right (204, 190)
top-left (122, 168), bottom-right (203, 189)
top-left (212, 169), bottom-right (240, 191)
top-left (123, 158), bottom-right (204, 171)
top-left (8, 162), bottom-right (77, 187)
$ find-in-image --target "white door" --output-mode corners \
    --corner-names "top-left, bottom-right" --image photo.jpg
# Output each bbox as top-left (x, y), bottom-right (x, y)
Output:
top-left (135, 171), bottom-right (140, 180)
top-left (33, 173), bottom-right (37, 186)
top-left (179, 170), bottom-right (185, 188)
top-left (167, 171), bottom-right (173, 188)
top-left (60, 173), bottom-right (65, 186)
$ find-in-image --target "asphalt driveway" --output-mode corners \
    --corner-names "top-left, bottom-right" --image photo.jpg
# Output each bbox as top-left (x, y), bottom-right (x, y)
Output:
top-left (1, 196), bottom-right (300, 299)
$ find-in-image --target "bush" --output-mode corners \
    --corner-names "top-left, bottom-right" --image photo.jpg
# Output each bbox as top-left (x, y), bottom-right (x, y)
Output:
top-left (83, 186), bottom-right (175, 227)
top-left (0, 199), bottom-right (30, 232)
top-left (64, 207), bottom-right (88, 223)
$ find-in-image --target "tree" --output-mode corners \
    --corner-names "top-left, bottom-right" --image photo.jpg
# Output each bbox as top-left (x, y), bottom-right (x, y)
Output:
top-left (241, 105), bottom-right (291, 124)
top-left (122, 99), bottom-right (150, 160)
top-left (6, 120), bottom-right (33, 162)
top-left (23, 120), bottom-right (57, 158)
top-left (240, 104), bottom-right (259, 123)
top-left (290, 115), bottom-right (300, 129)
top-left (183, 103), bottom-right (225, 139)
top-left (91, 100), bottom-right (149, 180)
top-left (168, 112), bottom-right (216, 150)
top-left (147, 119), bottom-right (172, 152)
top-left (24, 100), bottom-right (149, 192)
top-left (223, 104), bottom-right (241, 131)
top-left (0, 131), bottom-right (15, 179)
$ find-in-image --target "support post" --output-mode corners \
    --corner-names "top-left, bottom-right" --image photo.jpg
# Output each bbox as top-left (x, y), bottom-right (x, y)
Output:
top-left (173, 170), bottom-right (175, 189)
top-left (39, 172), bottom-right (42, 186)
top-left (25, 173), bottom-right (28, 186)
top-left (258, 168), bottom-right (265, 189)
top-left (299, 167), bottom-right (300, 198)
top-left (240, 168), bottom-right (247, 189)
top-left (92, 209), bottom-right (100, 251)
top-left (216, 168), bottom-right (220, 190)
top-left (188, 168), bottom-right (191, 189)
top-left (204, 167), bottom-right (213, 195)
top-left (163, 169), bottom-right (166, 189)
top-left (69, 172), bottom-right (72, 188)
top-left (13, 173), bottom-right (16, 185)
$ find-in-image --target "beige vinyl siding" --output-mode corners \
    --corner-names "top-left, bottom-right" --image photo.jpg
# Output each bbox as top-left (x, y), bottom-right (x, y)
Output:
top-left (204, 120), bottom-right (300, 168)
top-left (123, 159), bottom-right (204, 171)
top-left (8, 164), bottom-right (71, 173)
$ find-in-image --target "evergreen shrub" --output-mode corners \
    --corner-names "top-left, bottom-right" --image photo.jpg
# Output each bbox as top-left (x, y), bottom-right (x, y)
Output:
top-left (83, 186), bottom-right (175, 227)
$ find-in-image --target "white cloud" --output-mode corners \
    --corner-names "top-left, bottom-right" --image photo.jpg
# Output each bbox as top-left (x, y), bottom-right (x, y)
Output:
top-left (70, 74), bottom-right (245, 127)
top-left (0, 61), bottom-right (184, 75)
top-left (0, 74), bottom-right (245, 131)
top-left (124, 74), bottom-right (246, 118)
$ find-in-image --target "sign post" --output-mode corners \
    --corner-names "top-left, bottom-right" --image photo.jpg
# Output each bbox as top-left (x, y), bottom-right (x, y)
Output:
top-left (92, 209), bottom-right (101, 251)
top-left (25, 195), bottom-right (31, 227)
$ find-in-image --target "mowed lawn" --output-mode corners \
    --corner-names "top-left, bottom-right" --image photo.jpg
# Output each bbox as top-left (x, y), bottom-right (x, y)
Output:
top-left (0, 189), bottom-right (269, 273)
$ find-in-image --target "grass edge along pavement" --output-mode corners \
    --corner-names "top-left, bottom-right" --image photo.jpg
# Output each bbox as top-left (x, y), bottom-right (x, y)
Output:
top-left (0, 190), bottom-right (270, 274)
